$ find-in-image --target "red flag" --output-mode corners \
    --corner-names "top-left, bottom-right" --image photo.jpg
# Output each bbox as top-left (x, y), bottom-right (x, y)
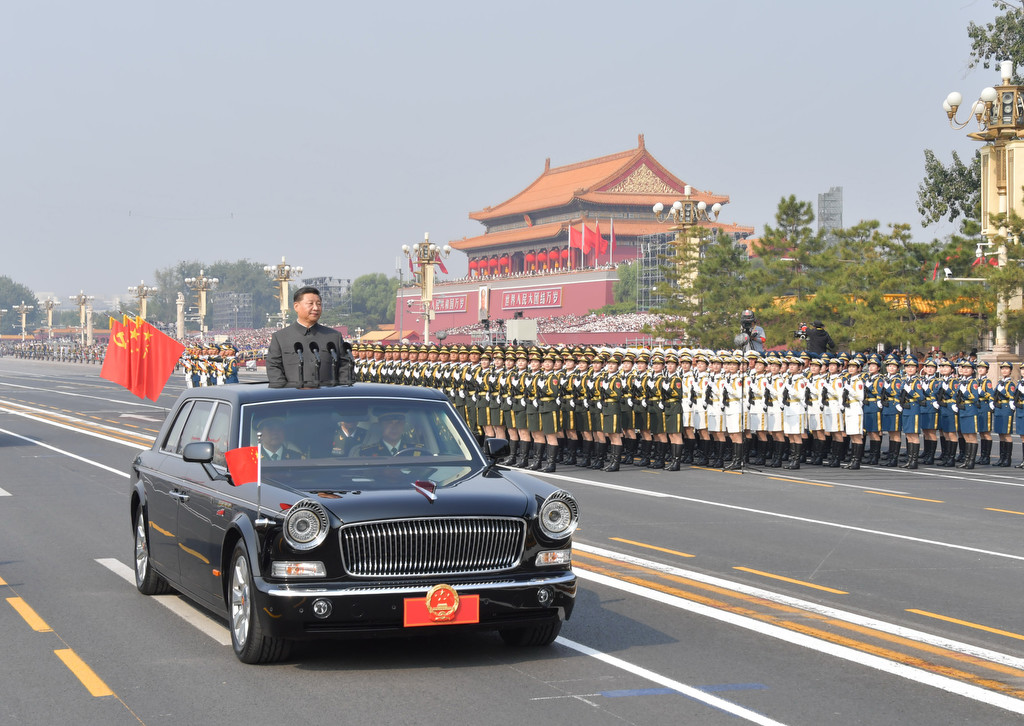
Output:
top-left (437, 259), bottom-right (448, 275)
top-left (583, 224), bottom-right (600, 256)
top-left (931, 261), bottom-right (939, 281)
top-left (568, 225), bottom-right (583, 250)
top-left (971, 256), bottom-right (983, 267)
top-left (594, 221), bottom-right (609, 256)
top-left (989, 257), bottom-right (999, 267)
top-left (140, 320), bottom-right (186, 402)
top-left (225, 446), bottom-right (260, 486)
top-left (100, 317), bottom-right (131, 389)
top-left (409, 256), bottom-right (415, 273)
top-left (123, 316), bottom-right (146, 399)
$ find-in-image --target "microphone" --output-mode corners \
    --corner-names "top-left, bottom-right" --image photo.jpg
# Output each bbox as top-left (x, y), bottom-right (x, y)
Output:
top-left (309, 341), bottom-right (324, 388)
top-left (293, 342), bottom-right (305, 387)
top-left (326, 341), bottom-right (340, 386)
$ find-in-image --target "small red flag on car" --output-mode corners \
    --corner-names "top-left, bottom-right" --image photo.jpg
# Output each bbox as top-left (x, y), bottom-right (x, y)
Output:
top-left (225, 446), bottom-right (260, 486)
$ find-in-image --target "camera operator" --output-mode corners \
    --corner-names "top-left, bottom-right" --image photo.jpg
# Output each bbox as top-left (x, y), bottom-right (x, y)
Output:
top-left (735, 310), bottom-right (766, 353)
top-left (805, 321), bottom-right (835, 355)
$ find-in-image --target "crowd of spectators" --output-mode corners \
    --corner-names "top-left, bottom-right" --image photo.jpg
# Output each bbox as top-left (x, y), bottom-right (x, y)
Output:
top-left (439, 311), bottom-right (679, 337)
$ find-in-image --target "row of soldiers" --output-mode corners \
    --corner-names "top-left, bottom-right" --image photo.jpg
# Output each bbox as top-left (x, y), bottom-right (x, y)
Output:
top-left (180, 343), bottom-right (240, 387)
top-left (351, 342), bottom-right (1024, 473)
top-left (5, 342), bottom-right (105, 363)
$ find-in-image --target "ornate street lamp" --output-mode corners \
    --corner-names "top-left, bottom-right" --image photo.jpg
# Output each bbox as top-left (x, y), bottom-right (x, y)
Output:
top-left (13, 301), bottom-right (34, 342)
top-left (127, 280), bottom-right (158, 321)
top-left (354, 326), bottom-right (364, 342)
top-left (185, 269), bottom-right (219, 338)
top-left (944, 60), bottom-right (1024, 355)
top-left (42, 297), bottom-right (60, 339)
top-left (68, 290), bottom-right (94, 346)
top-left (263, 257), bottom-right (302, 328)
top-left (402, 233), bottom-right (451, 342)
top-left (652, 185), bottom-right (722, 307)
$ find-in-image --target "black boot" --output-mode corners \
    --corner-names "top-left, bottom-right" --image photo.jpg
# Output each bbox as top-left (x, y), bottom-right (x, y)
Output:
top-left (500, 439), bottom-right (519, 466)
top-left (1016, 441), bottom-right (1024, 468)
top-left (564, 439), bottom-right (578, 466)
top-left (865, 439), bottom-right (881, 465)
top-left (667, 443), bottom-right (682, 472)
top-left (636, 439), bottom-right (651, 467)
top-left (955, 436), bottom-right (966, 462)
top-left (899, 442), bottom-right (920, 470)
top-left (528, 443), bottom-right (544, 470)
top-left (708, 440), bottom-right (723, 468)
top-left (920, 439), bottom-right (936, 465)
top-left (543, 445), bottom-right (557, 473)
top-left (844, 442), bottom-right (864, 470)
top-left (943, 439), bottom-right (958, 467)
top-left (590, 442), bottom-right (606, 469)
top-left (602, 444), bottom-right (621, 472)
top-left (785, 442), bottom-right (801, 469)
top-left (724, 442), bottom-right (745, 471)
top-left (751, 438), bottom-right (767, 465)
top-left (692, 438), bottom-right (708, 466)
top-left (999, 440), bottom-right (1012, 467)
top-left (650, 441), bottom-right (666, 469)
top-left (577, 440), bottom-right (591, 468)
top-left (810, 438), bottom-right (825, 466)
top-left (957, 442), bottom-right (978, 470)
top-left (978, 439), bottom-right (992, 465)
top-left (768, 440), bottom-right (783, 468)
top-left (828, 438), bottom-right (843, 468)
top-left (515, 441), bottom-right (532, 468)
top-left (883, 441), bottom-right (901, 467)
top-left (681, 437), bottom-right (695, 464)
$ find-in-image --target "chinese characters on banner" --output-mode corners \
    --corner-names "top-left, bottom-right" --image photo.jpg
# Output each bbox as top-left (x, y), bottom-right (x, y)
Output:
top-left (500, 287), bottom-right (562, 310)
top-left (432, 295), bottom-right (468, 313)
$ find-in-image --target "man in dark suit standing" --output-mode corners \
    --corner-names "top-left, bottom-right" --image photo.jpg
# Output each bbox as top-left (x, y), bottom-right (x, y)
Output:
top-left (267, 286), bottom-right (346, 388)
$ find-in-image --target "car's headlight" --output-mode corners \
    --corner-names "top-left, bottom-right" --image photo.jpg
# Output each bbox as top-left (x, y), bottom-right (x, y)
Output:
top-left (538, 490), bottom-right (579, 540)
top-left (282, 499), bottom-right (330, 551)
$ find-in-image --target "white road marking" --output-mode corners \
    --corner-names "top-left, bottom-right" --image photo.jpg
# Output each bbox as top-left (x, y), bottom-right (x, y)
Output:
top-left (0, 403), bottom-right (152, 450)
top-left (545, 472), bottom-right (1024, 562)
top-left (576, 543), bottom-right (1024, 671)
top-left (120, 414), bottom-right (162, 422)
top-left (0, 428), bottom-right (132, 477)
top-left (96, 558), bottom-right (231, 645)
top-left (557, 636), bottom-right (789, 725)
top-left (0, 487), bottom-right (9, 496)
top-left (0, 379), bottom-right (167, 410)
top-left (575, 566), bottom-right (1024, 716)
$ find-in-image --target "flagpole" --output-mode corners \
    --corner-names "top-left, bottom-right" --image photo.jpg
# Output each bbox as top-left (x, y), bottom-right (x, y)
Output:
top-left (609, 218), bottom-right (614, 267)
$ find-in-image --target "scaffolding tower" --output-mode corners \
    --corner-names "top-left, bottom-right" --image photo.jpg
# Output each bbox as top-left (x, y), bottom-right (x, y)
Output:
top-left (818, 186), bottom-right (843, 243)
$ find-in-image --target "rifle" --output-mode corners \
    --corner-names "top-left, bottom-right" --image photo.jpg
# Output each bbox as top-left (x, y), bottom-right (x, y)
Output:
top-left (842, 388), bottom-right (850, 408)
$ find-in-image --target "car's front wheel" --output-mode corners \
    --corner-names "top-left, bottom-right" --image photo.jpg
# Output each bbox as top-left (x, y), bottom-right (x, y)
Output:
top-left (499, 619), bottom-right (562, 646)
top-left (134, 509), bottom-right (171, 595)
top-left (228, 542), bottom-right (291, 664)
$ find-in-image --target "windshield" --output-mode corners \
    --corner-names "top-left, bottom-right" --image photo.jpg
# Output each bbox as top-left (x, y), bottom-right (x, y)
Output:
top-left (239, 397), bottom-right (477, 465)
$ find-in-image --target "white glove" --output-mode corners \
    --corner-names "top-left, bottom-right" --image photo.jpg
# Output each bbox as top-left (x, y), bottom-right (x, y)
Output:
top-left (951, 404), bottom-right (959, 413)
top-left (532, 398), bottom-right (539, 407)
top-left (876, 401), bottom-right (883, 410)
top-left (626, 397), bottom-right (633, 406)
top-left (990, 402), bottom-right (996, 410)
top-left (658, 402), bottom-right (665, 410)
top-left (932, 402), bottom-right (939, 410)
top-left (895, 404), bottom-right (903, 413)
top-left (596, 401), bottom-right (603, 410)
top-left (555, 397), bottom-right (561, 406)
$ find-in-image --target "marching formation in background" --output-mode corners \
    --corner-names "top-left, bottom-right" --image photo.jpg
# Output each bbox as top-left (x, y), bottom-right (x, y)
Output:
top-left (352, 341), bottom-right (1024, 473)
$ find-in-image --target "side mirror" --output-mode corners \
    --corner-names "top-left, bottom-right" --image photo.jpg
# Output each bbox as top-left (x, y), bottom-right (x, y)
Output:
top-left (482, 438), bottom-right (510, 475)
top-left (183, 441), bottom-right (215, 463)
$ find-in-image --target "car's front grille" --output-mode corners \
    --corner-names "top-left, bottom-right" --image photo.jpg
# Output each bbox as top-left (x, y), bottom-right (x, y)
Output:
top-left (339, 517), bottom-right (526, 578)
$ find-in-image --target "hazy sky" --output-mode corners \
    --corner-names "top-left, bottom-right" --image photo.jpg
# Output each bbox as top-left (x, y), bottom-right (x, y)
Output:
top-left (0, 0), bottom-right (1006, 302)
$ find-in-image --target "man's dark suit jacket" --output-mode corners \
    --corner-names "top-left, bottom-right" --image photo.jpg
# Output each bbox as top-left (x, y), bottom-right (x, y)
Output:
top-left (267, 322), bottom-right (345, 388)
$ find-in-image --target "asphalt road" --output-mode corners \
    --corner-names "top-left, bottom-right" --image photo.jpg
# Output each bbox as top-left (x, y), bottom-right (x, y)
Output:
top-left (1, 357), bottom-right (1023, 725)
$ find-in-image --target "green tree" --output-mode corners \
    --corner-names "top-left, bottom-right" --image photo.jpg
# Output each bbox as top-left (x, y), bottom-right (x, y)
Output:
top-left (612, 261), bottom-right (638, 305)
top-left (0, 276), bottom-right (41, 334)
top-left (341, 273), bottom-right (399, 332)
top-left (968, 1), bottom-right (1024, 72)
top-left (916, 150), bottom-right (982, 227)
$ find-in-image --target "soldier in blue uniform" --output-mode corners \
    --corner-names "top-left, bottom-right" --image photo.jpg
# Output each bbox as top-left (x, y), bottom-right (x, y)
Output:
top-left (879, 354), bottom-right (904, 466)
top-left (221, 343), bottom-right (239, 384)
top-left (953, 359), bottom-right (982, 469)
top-left (992, 361), bottom-right (1015, 466)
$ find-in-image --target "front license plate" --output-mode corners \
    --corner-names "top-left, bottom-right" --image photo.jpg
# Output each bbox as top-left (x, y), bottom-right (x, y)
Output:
top-left (403, 584), bottom-right (480, 627)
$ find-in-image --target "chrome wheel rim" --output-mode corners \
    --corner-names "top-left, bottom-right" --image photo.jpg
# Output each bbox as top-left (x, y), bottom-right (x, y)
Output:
top-left (230, 554), bottom-right (251, 646)
top-left (135, 512), bottom-right (148, 581)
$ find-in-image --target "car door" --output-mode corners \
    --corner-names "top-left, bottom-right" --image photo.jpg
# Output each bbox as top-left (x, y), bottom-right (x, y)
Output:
top-left (175, 401), bottom-right (234, 604)
top-left (142, 400), bottom-right (195, 579)
top-left (153, 400), bottom-right (216, 592)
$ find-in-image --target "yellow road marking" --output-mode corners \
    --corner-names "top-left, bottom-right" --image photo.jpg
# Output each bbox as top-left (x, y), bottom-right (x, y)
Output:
top-left (768, 476), bottom-right (833, 488)
top-left (732, 566), bottom-right (848, 594)
top-left (0, 576), bottom-right (6, 586)
top-left (907, 609), bottom-right (1024, 643)
top-left (609, 537), bottom-right (695, 558)
top-left (986, 508), bottom-right (1024, 517)
top-left (7, 597), bottom-right (53, 632)
top-left (54, 649), bottom-right (114, 697)
top-left (574, 550), bottom-right (1024, 691)
top-left (866, 491), bottom-right (944, 503)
